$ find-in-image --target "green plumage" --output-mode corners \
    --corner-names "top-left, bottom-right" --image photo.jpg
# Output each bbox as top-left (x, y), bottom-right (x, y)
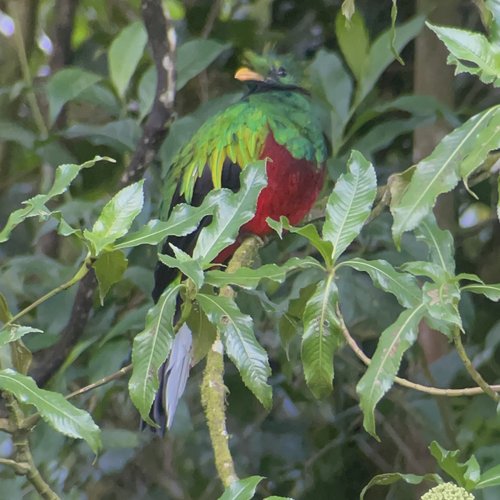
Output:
top-left (166, 89), bottom-right (327, 204)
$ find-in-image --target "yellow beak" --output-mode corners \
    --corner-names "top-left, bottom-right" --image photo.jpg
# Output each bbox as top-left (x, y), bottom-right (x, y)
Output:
top-left (234, 67), bottom-right (264, 82)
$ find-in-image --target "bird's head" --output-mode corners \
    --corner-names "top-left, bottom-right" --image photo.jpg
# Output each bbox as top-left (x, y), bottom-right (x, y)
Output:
top-left (234, 51), bottom-right (303, 90)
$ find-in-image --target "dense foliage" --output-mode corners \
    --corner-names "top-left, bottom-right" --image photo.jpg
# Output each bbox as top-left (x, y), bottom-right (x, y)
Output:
top-left (0, 0), bottom-right (499, 499)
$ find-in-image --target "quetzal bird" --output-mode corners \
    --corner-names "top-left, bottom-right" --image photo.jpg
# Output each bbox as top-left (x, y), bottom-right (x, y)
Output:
top-left (150, 53), bottom-right (327, 432)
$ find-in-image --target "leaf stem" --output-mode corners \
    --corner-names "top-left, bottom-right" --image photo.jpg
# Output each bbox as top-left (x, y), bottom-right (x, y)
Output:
top-left (201, 235), bottom-right (263, 488)
top-left (452, 328), bottom-right (500, 403)
top-left (2, 258), bottom-right (91, 329)
top-left (338, 309), bottom-right (500, 397)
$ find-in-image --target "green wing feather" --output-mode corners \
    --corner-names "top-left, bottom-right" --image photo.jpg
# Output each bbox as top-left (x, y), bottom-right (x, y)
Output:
top-left (164, 90), bottom-right (327, 205)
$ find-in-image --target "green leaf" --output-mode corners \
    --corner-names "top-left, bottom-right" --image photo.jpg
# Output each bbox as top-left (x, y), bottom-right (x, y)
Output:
top-left (461, 283), bottom-right (500, 302)
top-left (476, 464), bottom-right (500, 489)
top-left (0, 120), bottom-right (35, 148)
top-left (177, 39), bottom-right (231, 90)
top-left (339, 258), bottom-right (421, 308)
top-left (158, 247), bottom-right (204, 289)
top-left (267, 217), bottom-right (334, 268)
top-left (109, 21), bottom-right (148, 98)
top-left (0, 325), bottom-right (43, 346)
top-left (138, 65), bottom-right (156, 119)
top-left (335, 11), bottom-right (369, 81)
top-left (0, 369), bottom-right (101, 453)
top-left (323, 150), bottom-right (377, 263)
top-left (84, 181), bottom-right (144, 256)
top-left (391, 105), bottom-right (500, 241)
top-left (129, 283), bottom-right (182, 425)
top-left (0, 156), bottom-right (114, 243)
top-left (193, 162), bottom-right (267, 264)
top-left (360, 472), bottom-right (442, 500)
top-left (114, 190), bottom-right (226, 249)
top-left (415, 215), bottom-right (455, 274)
top-left (429, 441), bottom-right (481, 491)
top-left (356, 16), bottom-right (425, 106)
top-left (427, 23), bottom-right (500, 86)
top-left (197, 294), bottom-right (272, 408)
top-left (205, 256), bottom-right (323, 289)
top-left (357, 304), bottom-right (425, 439)
top-left (0, 293), bottom-right (12, 322)
top-left (423, 281), bottom-right (462, 336)
top-left (389, 0), bottom-right (404, 64)
top-left (301, 275), bottom-right (342, 399)
top-left (93, 250), bottom-right (128, 305)
top-left (46, 67), bottom-right (102, 124)
top-left (218, 475), bottom-right (264, 500)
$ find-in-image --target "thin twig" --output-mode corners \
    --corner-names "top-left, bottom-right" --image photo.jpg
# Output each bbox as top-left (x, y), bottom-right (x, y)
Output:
top-left (338, 310), bottom-right (500, 397)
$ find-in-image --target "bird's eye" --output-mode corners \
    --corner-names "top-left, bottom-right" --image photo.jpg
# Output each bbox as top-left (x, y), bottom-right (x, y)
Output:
top-left (276, 66), bottom-right (287, 77)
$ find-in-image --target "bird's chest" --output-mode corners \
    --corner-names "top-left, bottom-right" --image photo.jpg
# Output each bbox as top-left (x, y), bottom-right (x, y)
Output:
top-left (242, 133), bottom-right (325, 235)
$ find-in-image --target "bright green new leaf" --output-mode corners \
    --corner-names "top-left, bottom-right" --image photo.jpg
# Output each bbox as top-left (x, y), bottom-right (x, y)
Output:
top-left (129, 283), bottom-right (182, 425)
top-left (0, 156), bottom-right (113, 243)
top-left (84, 181), bottom-right (144, 256)
top-left (267, 216), bottom-right (334, 268)
top-left (355, 16), bottom-right (425, 106)
top-left (159, 247), bottom-right (204, 289)
top-left (415, 215), bottom-right (455, 274)
top-left (177, 39), bottom-right (231, 90)
top-left (427, 23), bottom-right (500, 86)
top-left (46, 67), bottom-right (102, 124)
top-left (391, 105), bottom-right (500, 241)
top-left (339, 258), bottom-right (421, 308)
top-left (360, 472), bottom-right (442, 500)
top-left (205, 256), bottom-right (323, 290)
top-left (476, 463), bottom-right (500, 489)
top-left (114, 190), bottom-right (227, 249)
top-left (193, 162), bottom-right (267, 265)
top-left (301, 275), bottom-right (342, 399)
top-left (93, 250), bottom-right (129, 305)
top-left (429, 441), bottom-right (481, 491)
top-left (218, 475), bottom-right (264, 500)
top-left (0, 369), bottom-right (101, 453)
top-left (461, 283), bottom-right (500, 302)
top-left (109, 21), bottom-right (148, 98)
top-left (357, 304), bottom-right (425, 439)
top-left (0, 325), bottom-right (43, 346)
top-left (197, 294), bottom-right (272, 409)
top-left (335, 11), bottom-right (369, 81)
top-left (323, 150), bottom-right (377, 263)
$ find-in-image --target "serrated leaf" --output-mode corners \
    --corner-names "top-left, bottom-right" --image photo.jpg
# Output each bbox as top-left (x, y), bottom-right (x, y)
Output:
top-left (0, 156), bottom-right (113, 243)
top-left (109, 21), bottom-right (148, 98)
top-left (93, 250), bottom-right (128, 305)
top-left (477, 464), bottom-right (500, 489)
top-left (84, 181), bottom-right (144, 256)
top-left (357, 304), bottom-right (425, 439)
top-left (391, 105), bottom-right (500, 241)
top-left (205, 256), bottom-right (323, 289)
top-left (427, 23), bottom-right (500, 86)
top-left (429, 441), bottom-right (481, 491)
top-left (197, 294), bottom-right (272, 408)
top-left (423, 281), bottom-right (462, 336)
top-left (193, 162), bottom-right (267, 264)
top-left (323, 150), bottom-right (377, 262)
top-left (301, 275), bottom-right (342, 399)
top-left (267, 217), bottom-right (334, 267)
top-left (114, 190), bottom-right (226, 249)
top-left (158, 247), bottom-right (204, 289)
top-left (46, 67), bottom-right (102, 124)
top-left (360, 472), bottom-right (442, 500)
top-left (461, 283), bottom-right (500, 301)
top-left (335, 10), bottom-right (369, 81)
top-left (218, 475), bottom-right (264, 500)
top-left (177, 39), bottom-right (231, 90)
top-left (415, 214), bottom-right (455, 274)
top-left (0, 325), bottom-right (43, 346)
top-left (340, 258), bottom-right (421, 308)
top-left (129, 283), bottom-right (182, 424)
top-left (0, 369), bottom-right (101, 453)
